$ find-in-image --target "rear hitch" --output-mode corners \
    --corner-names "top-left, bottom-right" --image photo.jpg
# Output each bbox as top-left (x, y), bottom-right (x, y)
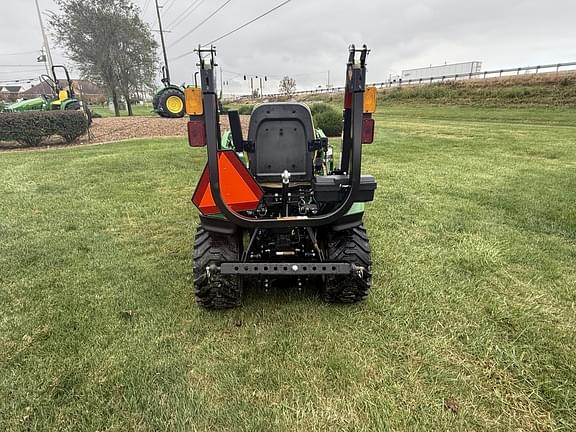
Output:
top-left (219, 262), bottom-right (354, 276)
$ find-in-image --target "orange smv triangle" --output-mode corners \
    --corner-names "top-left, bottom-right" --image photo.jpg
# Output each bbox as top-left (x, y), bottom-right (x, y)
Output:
top-left (192, 150), bottom-right (264, 215)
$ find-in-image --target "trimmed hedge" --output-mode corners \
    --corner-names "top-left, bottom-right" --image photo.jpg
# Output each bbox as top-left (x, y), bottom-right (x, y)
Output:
top-left (0, 111), bottom-right (89, 147)
top-left (311, 103), bottom-right (343, 137)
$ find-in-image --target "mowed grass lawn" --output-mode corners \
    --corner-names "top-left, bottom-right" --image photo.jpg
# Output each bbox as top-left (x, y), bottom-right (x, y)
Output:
top-left (1, 105), bottom-right (575, 431)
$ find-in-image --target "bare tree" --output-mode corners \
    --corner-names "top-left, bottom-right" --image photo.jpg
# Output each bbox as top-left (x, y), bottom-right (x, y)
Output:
top-left (278, 76), bottom-right (296, 96)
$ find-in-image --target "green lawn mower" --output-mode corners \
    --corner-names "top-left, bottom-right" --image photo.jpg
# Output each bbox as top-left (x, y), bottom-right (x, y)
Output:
top-left (3, 65), bottom-right (88, 117)
top-left (185, 45), bottom-right (377, 309)
top-left (152, 66), bottom-right (185, 118)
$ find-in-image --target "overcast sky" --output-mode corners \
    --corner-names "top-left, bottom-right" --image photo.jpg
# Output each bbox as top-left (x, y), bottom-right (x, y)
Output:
top-left (1, 0), bottom-right (575, 94)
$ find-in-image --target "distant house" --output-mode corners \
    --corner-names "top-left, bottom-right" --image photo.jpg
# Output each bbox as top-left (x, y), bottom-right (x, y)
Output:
top-left (0, 85), bottom-right (22, 102)
top-left (21, 79), bottom-right (106, 103)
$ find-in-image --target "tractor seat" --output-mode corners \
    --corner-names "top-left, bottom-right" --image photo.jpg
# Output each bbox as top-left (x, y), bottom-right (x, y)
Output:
top-left (247, 103), bottom-right (315, 183)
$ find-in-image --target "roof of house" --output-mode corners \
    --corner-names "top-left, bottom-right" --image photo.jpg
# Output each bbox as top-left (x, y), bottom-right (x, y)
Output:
top-left (0, 85), bottom-right (22, 93)
top-left (21, 79), bottom-right (105, 97)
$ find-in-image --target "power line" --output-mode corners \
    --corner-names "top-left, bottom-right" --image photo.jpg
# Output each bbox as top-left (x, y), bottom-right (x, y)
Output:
top-left (0, 65), bottom-right (46, 68)
top-left (168, 0), bottom-right (234, 49)
top-left (0, 50), bottom-right (40, 57)
top-left (162, 0), bottom-right (178, 15)
top-left (0, 78), bottom-right (37, 83)
top-left (203, 0), bottom-right (291, 46)
top-left (170, 0), bottom-right (292, 61)
top-left (0, 70), bottom-right (44, 75)
top-left (222, 67), bottom-right (325, 79)
top-left (142, 0), bottom-right (152, 14)
top-left (0, 71), bottom-right (44, 77)
top-left (167, 0), bottom-right (204, 30)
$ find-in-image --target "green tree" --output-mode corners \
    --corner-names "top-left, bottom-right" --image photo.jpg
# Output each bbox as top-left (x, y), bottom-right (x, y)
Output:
top-left (51, 0), bottom-right (158, 116)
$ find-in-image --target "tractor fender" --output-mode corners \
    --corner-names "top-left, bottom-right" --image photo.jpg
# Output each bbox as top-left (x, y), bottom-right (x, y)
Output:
top-left (154, 86), bottom-right (186, 118)
top-left (61, 99), bottom-right (79, 110)
top-left (153, 85), bottom-right (184, 111)
top-left (330, 203), bottom-right (366, 232)
top-left (156, 85), bottom-right (184, 96)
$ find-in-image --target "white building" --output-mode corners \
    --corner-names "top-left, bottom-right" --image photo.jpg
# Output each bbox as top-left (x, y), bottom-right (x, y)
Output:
top-left (402, 62), bottom-right (482, 82)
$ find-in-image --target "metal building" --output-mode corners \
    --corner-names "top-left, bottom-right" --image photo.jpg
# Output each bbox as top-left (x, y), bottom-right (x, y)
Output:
top-left (401, 61), bottom-right (482, 81)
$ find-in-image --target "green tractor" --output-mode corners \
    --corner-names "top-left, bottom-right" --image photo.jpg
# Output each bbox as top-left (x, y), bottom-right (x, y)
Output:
top-left (152, 66), bottom-right (185, 118)
top-left (185, 45), bottom-right (377, 309)
top-left (3, 65), bottom-right (88, 116)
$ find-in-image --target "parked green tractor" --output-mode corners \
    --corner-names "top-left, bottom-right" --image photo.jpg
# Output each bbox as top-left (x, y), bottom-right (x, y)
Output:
top-left (152, 66), bottom-right (185, 118)
top-left (2, 65), bottom-right (88, 117)
top-left (185, 45), bottom-right (377, 309)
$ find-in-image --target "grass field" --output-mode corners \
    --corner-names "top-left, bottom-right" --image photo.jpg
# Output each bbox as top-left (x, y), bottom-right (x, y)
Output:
top-left (1, 105), bottom-right (575, 431)
top-left (296, 72), bottom-right (576, 108)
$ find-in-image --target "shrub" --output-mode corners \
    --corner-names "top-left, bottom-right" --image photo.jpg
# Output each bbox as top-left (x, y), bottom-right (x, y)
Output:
top-left (314, 106), bottom-right (343, 137)
top-left (237, 104), bottom-right (254, 115)
top-left (0, 111), bottom-right (89, 147)
top-left (309, 102), bottom-right (333, 117)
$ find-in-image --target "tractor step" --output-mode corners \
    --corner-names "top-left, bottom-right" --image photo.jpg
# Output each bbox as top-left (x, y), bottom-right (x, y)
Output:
top-left (220, 262), bottom-right (354, 275)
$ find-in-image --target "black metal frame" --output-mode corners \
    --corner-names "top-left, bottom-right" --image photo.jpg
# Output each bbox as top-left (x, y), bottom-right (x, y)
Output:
top-left (341, 45), bottom-right (369, 172)
top-left (51, 65), bottom-right (75, 98)
top-left (199, 45), bottom-right (368, 229)
top-left (161, 65), bottom-right (169, 86)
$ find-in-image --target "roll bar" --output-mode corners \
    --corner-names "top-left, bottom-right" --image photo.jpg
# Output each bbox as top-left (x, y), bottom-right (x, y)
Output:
top-left (199, 45), bottom-right (369, 229)
top-left (51, 65), bottom-right (74, 97)
top-left (39, 74), bottom-right (57, 94)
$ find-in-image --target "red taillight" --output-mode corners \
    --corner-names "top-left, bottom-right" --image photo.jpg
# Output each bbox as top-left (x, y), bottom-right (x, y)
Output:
top-left (362, 115), bottom-right (375, 144)
top-left (187, 120), bottom-right (206, 147)
top-left (192, 150), bottom-right (263, 215)
top-left (344, 89), bottom-right (352, 109)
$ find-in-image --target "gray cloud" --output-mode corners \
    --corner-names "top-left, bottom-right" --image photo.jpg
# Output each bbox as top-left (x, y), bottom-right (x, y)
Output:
top-left (1, 0), bottom-right (575, 93)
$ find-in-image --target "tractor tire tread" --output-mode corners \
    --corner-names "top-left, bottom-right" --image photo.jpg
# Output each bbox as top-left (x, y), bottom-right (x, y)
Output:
top-left (323, 224), bottom-right (372, 303)
top-left (193, 226), bottom-right (241, 309)
top-left (157, 88), bottom-right (185, 118)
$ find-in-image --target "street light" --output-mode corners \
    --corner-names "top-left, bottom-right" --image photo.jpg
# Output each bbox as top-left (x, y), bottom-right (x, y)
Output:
top-left (244, 75), bottom-right (267, 98)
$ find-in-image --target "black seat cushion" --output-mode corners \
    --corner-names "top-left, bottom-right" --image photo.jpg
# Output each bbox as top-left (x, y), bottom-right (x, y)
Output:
top-left (247, 103), bottom-right (314, 182)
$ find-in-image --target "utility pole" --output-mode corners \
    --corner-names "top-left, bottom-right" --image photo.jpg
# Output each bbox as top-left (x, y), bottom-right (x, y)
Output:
top-left (219, 67), bottom-right (223, 99)
top-left (259, 77), bottom-right (263, 99)
top-left (155, 0), bottom-right (171, 84)
top-left (35, 0), bottom-right (53, 72)
top-left (38, 47), bottom-right (49, 76)
top-left (327, 70), bottom-right (330, 89)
